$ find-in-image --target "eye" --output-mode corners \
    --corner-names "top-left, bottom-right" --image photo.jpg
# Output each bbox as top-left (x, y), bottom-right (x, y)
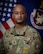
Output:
top-left (14, 12), bottom-right (18, 14)
top-left (21, 12), bottom-right (25, 14)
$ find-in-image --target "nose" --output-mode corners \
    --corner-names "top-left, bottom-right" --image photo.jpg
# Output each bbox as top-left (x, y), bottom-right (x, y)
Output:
top-left (18, 13), bottom-right (21, 17)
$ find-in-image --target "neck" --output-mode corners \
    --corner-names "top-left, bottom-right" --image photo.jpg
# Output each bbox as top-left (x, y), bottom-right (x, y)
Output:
top-left (15, 22), bottom-right (26, 29)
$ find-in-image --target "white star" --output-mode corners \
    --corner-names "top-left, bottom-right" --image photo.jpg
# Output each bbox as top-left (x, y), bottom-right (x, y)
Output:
top-left (36, 18), bottom-right (43, 24)
top-left (2, 18), bottom-right (5, 21)
top-left (0, 2), bottom-right (3, 5)
top-left (14, 0), bottom-right (17, 3)
top-left (0, 8), bottom-right (2, 10)
top-left (3, 13), bottom-right (6, 16)
top-left (13, 4), bottom-right (17, 7)
top-left (8, 8), bottom-right (11, 12)
top-left (7, 13), bottom-right (10, 17)
top-left (5, 3), bottom-right (8, 6)
top-left (4, 8), bottom-right (7, 11)
top-left (9, 3), bottom-right (12, 7)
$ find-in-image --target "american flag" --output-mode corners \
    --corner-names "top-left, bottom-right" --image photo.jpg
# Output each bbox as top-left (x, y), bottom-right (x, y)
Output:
top-left (0, 0), bottom-right (17, 38)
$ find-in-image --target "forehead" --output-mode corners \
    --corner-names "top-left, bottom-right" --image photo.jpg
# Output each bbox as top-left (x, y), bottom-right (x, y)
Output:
top-left (13, 5), bottom-right (26, 12)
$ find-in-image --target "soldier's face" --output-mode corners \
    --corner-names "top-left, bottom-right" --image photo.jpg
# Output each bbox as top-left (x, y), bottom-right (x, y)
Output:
top-left (12, 5), bottom-right (26, 24)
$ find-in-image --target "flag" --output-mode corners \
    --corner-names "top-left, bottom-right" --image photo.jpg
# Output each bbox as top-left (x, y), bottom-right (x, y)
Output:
top-left (0, 0), bottom-right (17, 38)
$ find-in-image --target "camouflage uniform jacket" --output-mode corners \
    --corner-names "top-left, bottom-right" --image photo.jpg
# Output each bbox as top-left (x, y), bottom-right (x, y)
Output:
top-left (3, 25), bottom-right (42, 54)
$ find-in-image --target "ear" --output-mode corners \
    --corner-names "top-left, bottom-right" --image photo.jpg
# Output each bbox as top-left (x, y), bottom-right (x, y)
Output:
top-left (12, 13), bottom-right (16, 23)
top-left (12, 13), bottom-right (15, 20)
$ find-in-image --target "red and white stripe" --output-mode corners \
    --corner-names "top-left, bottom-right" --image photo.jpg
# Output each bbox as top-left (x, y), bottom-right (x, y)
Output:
top-left (0, 18), bottom-right (15, 38)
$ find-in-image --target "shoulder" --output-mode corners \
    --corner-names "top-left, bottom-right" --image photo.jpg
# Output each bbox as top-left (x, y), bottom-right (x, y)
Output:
top-left (3, 27), bottom-right (15, 39)
top-left (27, 25), bottom-right (38, 33)
top-left (26, 25), bottom-right (41, 38)
top-left (3, 27), bottom-right (15, 45)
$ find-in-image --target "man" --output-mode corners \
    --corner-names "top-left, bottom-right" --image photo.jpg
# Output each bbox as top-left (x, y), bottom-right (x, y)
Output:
top-left (3, 4), bottom-right (41, 54)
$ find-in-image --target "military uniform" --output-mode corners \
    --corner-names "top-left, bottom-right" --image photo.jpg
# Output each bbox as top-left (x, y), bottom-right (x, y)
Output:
top-left (3, 25), bottom-right (41, 54)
